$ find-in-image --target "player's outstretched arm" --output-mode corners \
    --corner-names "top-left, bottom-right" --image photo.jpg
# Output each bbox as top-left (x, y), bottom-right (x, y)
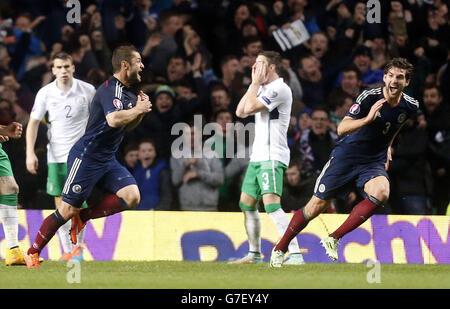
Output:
top-left (106, 91), bottom-right (151, 128)
top-left (337, 98), bottom-right (385, 136)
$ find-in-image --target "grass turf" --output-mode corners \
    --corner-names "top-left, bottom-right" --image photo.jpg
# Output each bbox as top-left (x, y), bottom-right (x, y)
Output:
top-left (1, 261), bottom-right (450, 289)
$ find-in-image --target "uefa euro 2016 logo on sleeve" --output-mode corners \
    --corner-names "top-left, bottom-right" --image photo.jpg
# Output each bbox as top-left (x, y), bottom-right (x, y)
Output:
top-left (349, 104), bottom-right (360, 115)
top-left (113, 99), bottom-right (123, 110)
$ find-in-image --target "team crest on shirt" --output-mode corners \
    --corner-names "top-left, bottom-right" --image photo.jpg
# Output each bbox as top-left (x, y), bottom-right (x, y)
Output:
top-left (72, 184), bottom-right (82, 194)
top-left (319, 184), bottom-right (326, 193)
top-left (397, 113), bottom-right (406, 123)
top-left (113, 99), bottom-right (123, 110)
top-left (349, 104), bottom-right (360, 115)
top-left (268, 89), bottom-right (278, 98)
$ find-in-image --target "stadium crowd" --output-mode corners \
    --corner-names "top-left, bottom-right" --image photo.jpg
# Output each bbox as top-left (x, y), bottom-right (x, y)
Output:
top-left (0, 0), bottom-right (448, 215)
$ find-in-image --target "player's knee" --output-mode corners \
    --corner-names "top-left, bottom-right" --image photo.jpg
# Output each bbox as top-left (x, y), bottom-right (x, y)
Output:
top-left (127, 195), bottom-right (140, 209)
top-left (117, 185), bottom-right (141, 209)
top-left (123, 189), bottom-right (141, 209)
top-left (369, 186), bottom-right (389, 203)
top-left (11, 183), bottom-right (19, 195)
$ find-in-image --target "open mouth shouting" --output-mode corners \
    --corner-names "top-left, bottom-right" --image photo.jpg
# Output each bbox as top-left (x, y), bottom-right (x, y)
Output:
top-left (388, 84), bottom-right (399, 96)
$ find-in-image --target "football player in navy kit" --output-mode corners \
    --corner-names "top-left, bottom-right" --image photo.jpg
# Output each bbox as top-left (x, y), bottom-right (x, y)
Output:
top-left (270, 58), bottom-right (419, 267)
top-left (25, 45), bottom-right (152, 268)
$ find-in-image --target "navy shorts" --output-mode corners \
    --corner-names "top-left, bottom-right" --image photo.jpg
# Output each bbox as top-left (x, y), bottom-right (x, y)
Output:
top-left (62, 151), bottom-right (137, 208)
top-left (313, 154), bottom-right (389, 201)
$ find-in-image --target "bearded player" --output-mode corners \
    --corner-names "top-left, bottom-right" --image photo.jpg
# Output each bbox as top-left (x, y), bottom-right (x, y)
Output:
top-left (270, 58), bottom-right (419, 267)
top-left (24, 45), bottom-right (152, 268)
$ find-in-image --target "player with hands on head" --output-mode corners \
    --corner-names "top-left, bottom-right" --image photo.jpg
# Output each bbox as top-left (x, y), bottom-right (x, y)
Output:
top-left (232, 51), bottom-right (305, 265)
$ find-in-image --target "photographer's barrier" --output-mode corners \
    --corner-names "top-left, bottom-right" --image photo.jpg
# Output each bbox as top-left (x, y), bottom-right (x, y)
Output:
top-left (1, 210), bottom-right (449, 264)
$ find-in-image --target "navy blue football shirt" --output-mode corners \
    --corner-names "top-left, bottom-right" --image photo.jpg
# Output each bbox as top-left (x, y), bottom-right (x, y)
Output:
top-left (72, 77), bottom-right (137, 161)
top-left (335, 87), bottom-right (419, 163)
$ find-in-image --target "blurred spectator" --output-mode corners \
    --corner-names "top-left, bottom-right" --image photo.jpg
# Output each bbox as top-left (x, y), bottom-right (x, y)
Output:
top-left (281, 156), bottom-right (316, 212)
top-left (132, 138), bottom-right (172, 210)
top-left (85, 68), bottom-right (107, 89)
top-left (90, 29), bottom-right (113, 75)
top-left (422, 83), bottom-right (450, 215)
top-left (146, 11), bottom-right (183, 77)
top-left (291, 107), bottom-right (312, 150)
top-left (369, 36), bottom-right (390, 71)
top-left (241, 35), bottom-right (263, 66)
top-left (219, 54), bottom-right (246, 101)
top-left (281, 57), bottom-right (303, 103)
top-left (9, 13), bottom-right (46, 79)
top-left (287, 0), bottom-right (320, 35)
top-left (328, 92), bottom-right (353, 132)
top-left (134, 85), bottom-right (182, 159)
top-left (205, 109), bottom-right (249, 211)
top-left (296, 55), bottom-right (327, 108)
top-left (335, 45), bottom-right (384, 89)
top-left (0, 44), bottom-right (12, 81)
top-left (389, 118), bottom-right (433, 215)
top-left (70, 35), bottom-right (100, 81)
top-left (170, 123), bottom-right (224, 211)
top-left (329, 66), bottom-right (363, 101)
top-left (122, 142), bottom-right (139, 172)
top-left (295, 106), bottom-right (338, 175)
top-left (207, 85), bottom-right (232, 121)
top-left (124, 0), bottom-right (158, 50)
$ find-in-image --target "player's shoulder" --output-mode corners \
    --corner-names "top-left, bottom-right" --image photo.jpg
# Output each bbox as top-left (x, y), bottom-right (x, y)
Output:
top-left (74, 78), bottom-right (96, 92)
top-left (272, 78), bottom-right (293, 99)
top-left (36, 80), bottom-right (56, 95)
top-left (355, 87), bottom-right (383, 104)
top-left (402, 92), bottom-right (419, 109)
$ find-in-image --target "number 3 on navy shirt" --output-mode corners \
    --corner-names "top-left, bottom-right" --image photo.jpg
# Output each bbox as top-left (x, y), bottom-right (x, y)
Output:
top-left (382, 121), bottom-right (391, 135)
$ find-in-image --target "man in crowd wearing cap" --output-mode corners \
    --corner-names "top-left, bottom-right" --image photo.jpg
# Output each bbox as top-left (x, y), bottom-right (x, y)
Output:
top-left (134, 85), bottom-right (182, 159)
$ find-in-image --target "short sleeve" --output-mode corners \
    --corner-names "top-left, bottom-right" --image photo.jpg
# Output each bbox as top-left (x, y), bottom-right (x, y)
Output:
top-left (346, 89), bottom-right (374, 120)
top-left (101, 81), bottom-right (124, 116)
top-left (30, 87), bottom-right (48, 121)
top-left (258, 83), bottom-right (292, 112)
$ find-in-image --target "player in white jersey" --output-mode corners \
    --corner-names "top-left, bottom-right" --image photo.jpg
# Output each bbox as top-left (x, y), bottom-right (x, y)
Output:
top-left (230, 51), bottom-right (304, 265)
top-left (26, 52), bottom-right (95, 262)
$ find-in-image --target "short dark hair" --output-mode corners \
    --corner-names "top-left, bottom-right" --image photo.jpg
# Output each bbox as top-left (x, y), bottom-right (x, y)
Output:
top-left (258, 50), bottom-right (283, 76)
top-left (342, 65), bottom-right (362, 81)
top-left (220, 54), bottom-right (239, 68)
top-left (211, 84), bottom-right (229, 95)
top-left (111, 45), bottom-right (138, 73)
top-left (138, 137), bottom-right (157, 148)
top-left (383, 58), bottom-right (414, 80)
top-left (213, 108), bottom-right (233, 121)
top-left (159, 11), bottom-right (179, 26)
top-left (242, 35), bottom-right (262, 48)
top-left (423, 82), bottom-right (442, 96)
top-left (311, 105), bottom-right (330, 117)
top-left (124, 142), bottom-right (138, 154)
top-left (51, 52), bottom-right (73, 66)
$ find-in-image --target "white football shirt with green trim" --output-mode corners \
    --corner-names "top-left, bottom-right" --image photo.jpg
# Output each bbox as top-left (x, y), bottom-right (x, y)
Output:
top-left (250, 77), bottom-right (292, 166)
top-left (30, 78), bottom-right (96, 163)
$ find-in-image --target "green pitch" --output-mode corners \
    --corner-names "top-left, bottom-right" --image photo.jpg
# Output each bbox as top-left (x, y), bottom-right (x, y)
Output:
top-left (1, 261), bottom-right (449, 289)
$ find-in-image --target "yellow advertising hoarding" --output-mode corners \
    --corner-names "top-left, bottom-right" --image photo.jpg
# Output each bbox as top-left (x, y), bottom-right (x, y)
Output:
top-left (1, 210), bottom-right (449, 264)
